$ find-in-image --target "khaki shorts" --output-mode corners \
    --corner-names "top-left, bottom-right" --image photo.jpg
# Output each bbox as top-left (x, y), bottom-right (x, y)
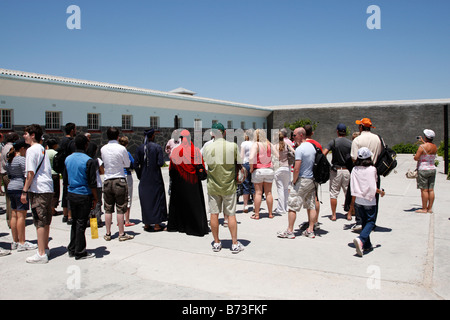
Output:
top-left (103, 178), bottom-right (128, 215)
top-left (208, 193), bottom-right (237, 216)
top-left (417, 169), bottom-right (436, 190)
top-left (288, 178), bottom-right (316, 212)
top-left (29, 192), bottom-right (53, 228)
top-left (329, 169), bottom-right (350, 199)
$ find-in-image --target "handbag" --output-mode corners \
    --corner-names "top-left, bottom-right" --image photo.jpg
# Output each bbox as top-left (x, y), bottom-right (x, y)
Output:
top-left (406, 169), bottom-right (418, 179)
top-left (235, 163), bottom-right (248, 184)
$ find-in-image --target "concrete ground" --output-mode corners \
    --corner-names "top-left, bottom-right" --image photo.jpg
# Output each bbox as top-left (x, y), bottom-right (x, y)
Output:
top-left (0, 154), bottom-right (449, 300)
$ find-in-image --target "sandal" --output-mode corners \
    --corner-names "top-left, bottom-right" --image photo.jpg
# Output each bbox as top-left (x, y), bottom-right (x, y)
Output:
top-left (250, 214), bottom-right (259, 220)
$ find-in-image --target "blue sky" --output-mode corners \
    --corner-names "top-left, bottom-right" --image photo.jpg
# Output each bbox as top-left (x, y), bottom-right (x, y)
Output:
top-left (1, 0), bottom-right (449, 106)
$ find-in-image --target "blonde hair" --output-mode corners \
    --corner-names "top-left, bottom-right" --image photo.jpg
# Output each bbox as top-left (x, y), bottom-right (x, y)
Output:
top-left (253, 129), bottom-right (267, 143)
top-left (119, 136), bottom-right (129, 147)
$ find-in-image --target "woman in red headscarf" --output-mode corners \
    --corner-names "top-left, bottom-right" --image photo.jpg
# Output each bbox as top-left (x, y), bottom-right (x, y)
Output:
top-left (167, 130), bottom-right (209, 237)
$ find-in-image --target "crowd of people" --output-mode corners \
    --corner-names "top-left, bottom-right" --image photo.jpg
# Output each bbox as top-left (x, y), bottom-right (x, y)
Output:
top-left (0, 118), bottom-right (438, 261)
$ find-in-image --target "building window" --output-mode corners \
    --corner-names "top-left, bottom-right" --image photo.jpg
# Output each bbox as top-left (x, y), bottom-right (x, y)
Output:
top-left (45, 111), bottom-right (61, 130)
top-left (1, 109), bottom-right (13, 130)
top-left (227, 121), bottom-right (233, 129)
top-left (194, 119), bottom-right (202, 131)
top-left (177, 117), bottom-right (183, 128)
top-left (122, 115), bottom-right (132, 130)
top-left (252, 122), bottom-right (256, 129)
top-left (241, 121), bottom-right (245, 130)
top-left (87, 113), bottom-right (100, 130)
top-left (150, 116), bottom-right (160, 129)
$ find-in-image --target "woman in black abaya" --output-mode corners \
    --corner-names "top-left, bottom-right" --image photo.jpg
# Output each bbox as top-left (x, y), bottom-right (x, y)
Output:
top-left (167, 130), bottom-right (209, 237)
top-left (134, 129), bottom-right (167, 231)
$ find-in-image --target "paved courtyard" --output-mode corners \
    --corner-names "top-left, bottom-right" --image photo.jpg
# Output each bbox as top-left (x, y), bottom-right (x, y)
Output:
top-left (0, 154), bottom-right (449, 300)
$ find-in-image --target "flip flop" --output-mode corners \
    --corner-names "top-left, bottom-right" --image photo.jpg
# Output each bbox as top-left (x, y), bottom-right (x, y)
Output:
top-left (250, 214), bottom-right (259, 220)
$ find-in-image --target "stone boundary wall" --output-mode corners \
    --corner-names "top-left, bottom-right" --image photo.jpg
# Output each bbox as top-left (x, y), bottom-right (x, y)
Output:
top-left (271, 102), bottom-right (449, 148)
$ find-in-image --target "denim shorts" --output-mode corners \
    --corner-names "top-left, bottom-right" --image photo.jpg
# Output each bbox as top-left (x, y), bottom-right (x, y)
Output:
top-left (7, 190), bottom-right (29, 211)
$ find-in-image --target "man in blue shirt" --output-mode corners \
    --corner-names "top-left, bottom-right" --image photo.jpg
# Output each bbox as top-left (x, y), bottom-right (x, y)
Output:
top-left (277, 127), bottom-right (317, 239)
top-left (64, 134), bottom-right (98, 260)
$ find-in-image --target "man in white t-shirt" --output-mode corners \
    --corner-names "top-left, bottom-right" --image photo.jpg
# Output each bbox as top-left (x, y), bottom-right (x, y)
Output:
top-left (21, 124), bottom-right (54, 264)
top-left (101, 127), bottom-right (132, 242)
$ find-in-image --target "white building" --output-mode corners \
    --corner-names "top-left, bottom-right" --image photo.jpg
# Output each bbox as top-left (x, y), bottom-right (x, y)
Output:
top-left (0, 68), bottom-right (271, 146)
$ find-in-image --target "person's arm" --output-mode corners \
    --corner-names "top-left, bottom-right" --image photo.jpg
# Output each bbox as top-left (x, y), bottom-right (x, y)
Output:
top-left (249, 143), bottom-right (258, 173)
top-left (413, 144), bottom-right (424, 161)
top-left (157, 145), bottom-right (164, 167)
top-left (21, 171), bottom-right (34, 204)
top-left (376, 188), bottom-right (385, 197)
top-left (122, 148), bottom-right (131, 169)
top-left (292, 159), bottom-right (302, 185)
top-left (86, 159), bottom-right (99, 209)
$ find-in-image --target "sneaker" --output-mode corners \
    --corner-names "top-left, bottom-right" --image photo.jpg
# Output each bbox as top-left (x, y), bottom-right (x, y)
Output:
top-left (353, 238), bottom-right (363, 257)
top-left (118, 233), bottom-right (134, 242)
top-left (277, 229), bottom-right (295, 239)
top-left (17, 241), bottom-right (38, 252)
top-left (11, 242), bottom-right (18, 250)
top-left (351, 224), bottom-right (362, 232)
top-left (231, 241), bottom-right (244, 254)
top-left (26, 252), bottom-right (48, 264)
top-left (0, 248), bottom-right (11, 257)
top-left (104, 233), bottom-right (111, 241)
top-left (212, 242), bottom-right (222, 252)
top-left (75, 252), bottom-right (95, 260)
top-left (302, 229), bottom-right (316, 238)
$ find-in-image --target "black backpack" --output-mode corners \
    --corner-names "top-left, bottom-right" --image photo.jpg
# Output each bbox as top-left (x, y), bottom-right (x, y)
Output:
top-left (310, 142), bottom-right (331, 184)
top-left (52, 138), bottom-right (73, 174)
top-left (52, 149), bottom-right (67, 174)
top-left (375, 135), bottom-right (397, 177)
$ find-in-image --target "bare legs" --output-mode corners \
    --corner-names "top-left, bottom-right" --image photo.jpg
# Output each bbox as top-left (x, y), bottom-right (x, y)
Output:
top-left (417, 189), bottom-right (435, 213)
top-left (252, 182), bottom-right (273, 219)
top-left (211, 213), bottom-right (238, 245)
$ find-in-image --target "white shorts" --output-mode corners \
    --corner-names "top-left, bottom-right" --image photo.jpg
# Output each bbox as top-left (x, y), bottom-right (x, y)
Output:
top-left (252, 168), bottom-right (274, 184)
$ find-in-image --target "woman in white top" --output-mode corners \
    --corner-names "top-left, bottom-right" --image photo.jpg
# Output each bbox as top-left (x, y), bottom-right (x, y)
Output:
top-left (413, 129), bottom-right (437, 213)
top-left (273, 131), bottom-right (294, 215)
